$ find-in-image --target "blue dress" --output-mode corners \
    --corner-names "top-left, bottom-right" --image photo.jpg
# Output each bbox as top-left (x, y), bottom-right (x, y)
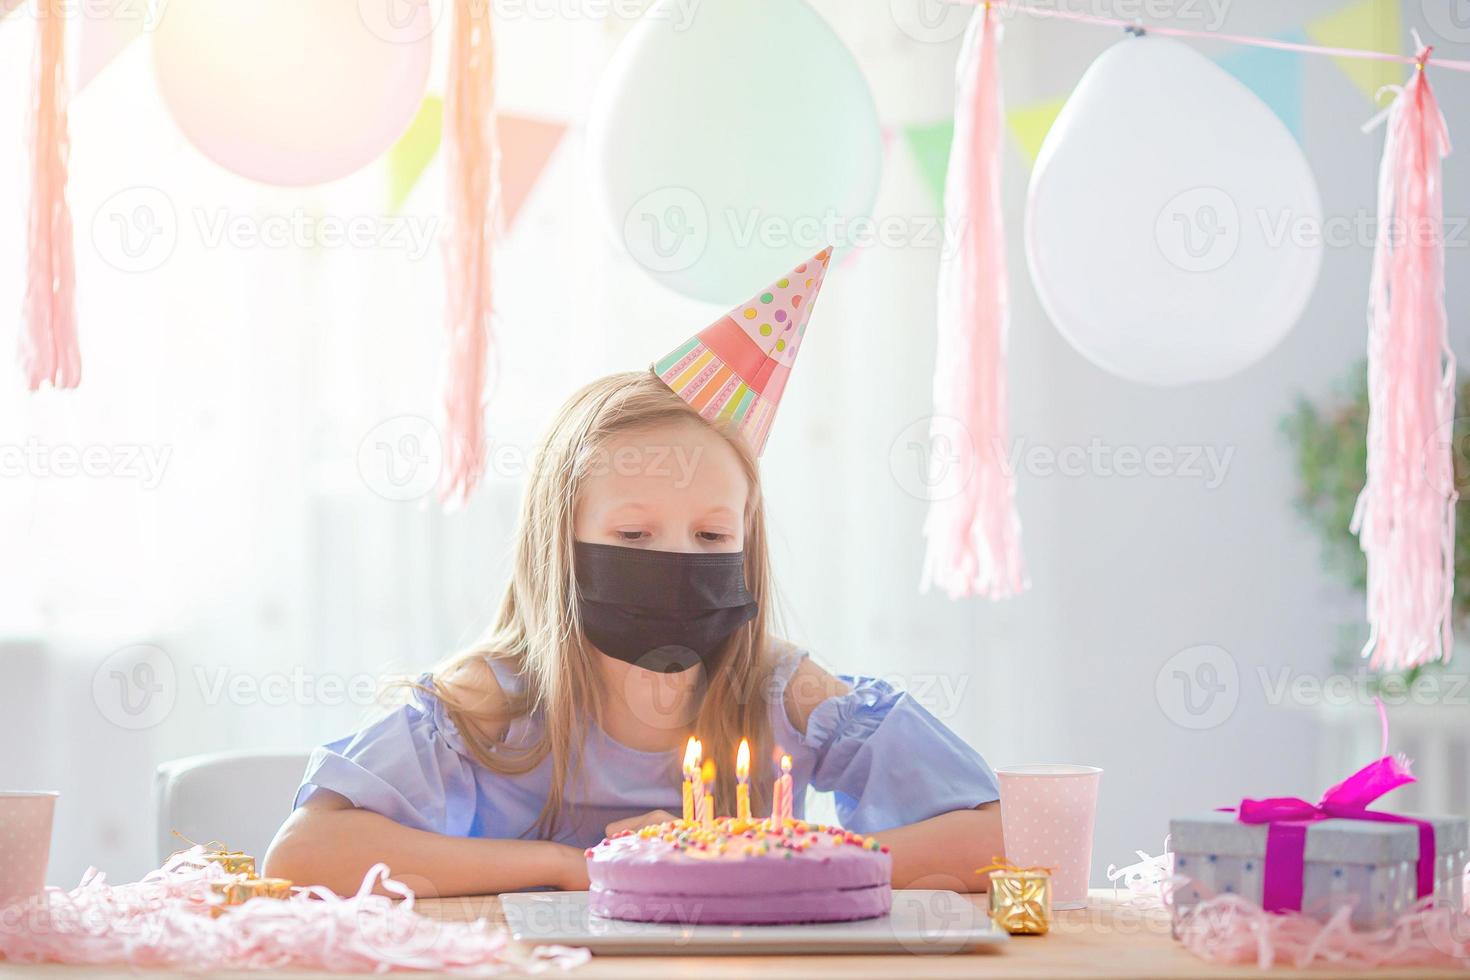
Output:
top-left (295, 648), bottom-right (999, 850)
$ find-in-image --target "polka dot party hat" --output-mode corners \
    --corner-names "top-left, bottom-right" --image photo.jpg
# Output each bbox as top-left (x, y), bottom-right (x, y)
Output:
top-left (653, 246), bottom-right (833, 455)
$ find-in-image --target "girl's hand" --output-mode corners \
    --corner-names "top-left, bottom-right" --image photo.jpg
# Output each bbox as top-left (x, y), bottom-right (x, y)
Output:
top-left (554, 842), bottom-right (591, 891)
top-left (604, 810), bottom-right (678, 837)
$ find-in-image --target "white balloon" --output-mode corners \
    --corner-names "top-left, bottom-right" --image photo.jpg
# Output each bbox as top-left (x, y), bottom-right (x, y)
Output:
top-left (1025, 36), bottom-right (1322, 386)
top-left (588, 0), bottom-right (882, 304)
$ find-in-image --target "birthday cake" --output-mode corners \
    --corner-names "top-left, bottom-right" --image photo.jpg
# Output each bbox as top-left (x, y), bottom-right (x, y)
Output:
top-left (586, 817), bottom-right (892, 925)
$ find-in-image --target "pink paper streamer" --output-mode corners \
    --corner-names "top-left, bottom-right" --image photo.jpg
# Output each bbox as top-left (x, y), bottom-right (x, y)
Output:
top-left (1351, 48), bottom-right (1457, 671)
top-left (922, 4), bottom-right (1028, 599)
top-left (1177, 893), bottom-right (1470, 971)
top-left (19, 0), bottom-right (79, 390)
top-left (438, 0), bottom-right (501, 507)
top-left (0, 846), bottom-right (588, 974)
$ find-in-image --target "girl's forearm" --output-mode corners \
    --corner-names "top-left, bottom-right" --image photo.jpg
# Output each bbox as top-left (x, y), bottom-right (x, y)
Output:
top-left (264, 804), bottom-right (590, 897)
top-left (872, 803), bottom-right (1004, 892)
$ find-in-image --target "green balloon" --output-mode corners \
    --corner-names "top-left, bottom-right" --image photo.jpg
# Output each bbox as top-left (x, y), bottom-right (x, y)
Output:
top-left (589, 0), bottom-right (882, 304)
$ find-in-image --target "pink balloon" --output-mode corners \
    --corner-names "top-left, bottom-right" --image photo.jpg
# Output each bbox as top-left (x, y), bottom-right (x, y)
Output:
top-left (152, 0), bottom-right (433, 186)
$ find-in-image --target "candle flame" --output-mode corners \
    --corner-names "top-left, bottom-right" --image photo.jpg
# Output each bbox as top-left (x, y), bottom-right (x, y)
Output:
top-left (683, 737), bottom-right (701, 777)
top-left (701, 759), bottom-right (716, 784)
top-left (781, 754), bottom-right (792, 774)
top-left (736, 738), bottom-right (750, 780)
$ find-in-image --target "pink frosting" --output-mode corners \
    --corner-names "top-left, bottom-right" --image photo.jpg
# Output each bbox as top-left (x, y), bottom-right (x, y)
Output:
top-left (585, 819), bottom-right (892, 925)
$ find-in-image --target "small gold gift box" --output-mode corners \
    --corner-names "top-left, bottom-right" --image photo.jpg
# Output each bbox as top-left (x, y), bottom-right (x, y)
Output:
top-left (204, 850), bottom-right (257, 877)
top-left (210, 876), bottom-right (293, 914)
top-left (983, 861), bottom-right (1052, 935)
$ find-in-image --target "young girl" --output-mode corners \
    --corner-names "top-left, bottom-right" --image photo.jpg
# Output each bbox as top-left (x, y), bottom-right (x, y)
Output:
top-left (266, 257), bottom-right (1003, 897)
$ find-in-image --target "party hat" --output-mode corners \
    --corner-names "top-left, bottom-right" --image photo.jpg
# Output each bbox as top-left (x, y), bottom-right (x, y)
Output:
top-left (654, 246), bottom-right (833, 455)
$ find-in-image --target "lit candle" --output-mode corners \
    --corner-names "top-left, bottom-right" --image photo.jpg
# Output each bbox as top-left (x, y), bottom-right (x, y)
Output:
top-left (736, 738), bottom-right (751, 821)
top-left (777, 753), bottom-right (793, 825)
top-left (681, 737), bottom-right (701, 823)
top-left (700, 760), bottom-right (716, 828)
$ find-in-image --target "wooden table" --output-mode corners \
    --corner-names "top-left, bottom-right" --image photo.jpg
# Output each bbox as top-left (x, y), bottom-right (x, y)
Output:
top-left (0, 890), bottom-right (1461, 978)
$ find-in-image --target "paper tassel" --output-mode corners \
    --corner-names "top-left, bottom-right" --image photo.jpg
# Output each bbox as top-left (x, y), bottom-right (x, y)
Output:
top-left (20, 0), bottom-right (79, 390)
top-left (921, 5), bottom-right (1028, 599)
top-left (438, 0), bottom-right (500, 506)
top-left (1351, 44), bottom-right (1456, 670)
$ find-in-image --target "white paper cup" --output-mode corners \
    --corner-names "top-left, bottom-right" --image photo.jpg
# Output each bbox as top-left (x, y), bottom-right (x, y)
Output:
top-left (0, 792), bottom-right (58, 909)
top-left (996, 765), bottom-right (1101, 910)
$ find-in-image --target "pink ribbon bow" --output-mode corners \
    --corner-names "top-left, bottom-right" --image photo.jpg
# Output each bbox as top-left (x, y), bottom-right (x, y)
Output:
top-left (1230, 753), bottom-right (1435, 912)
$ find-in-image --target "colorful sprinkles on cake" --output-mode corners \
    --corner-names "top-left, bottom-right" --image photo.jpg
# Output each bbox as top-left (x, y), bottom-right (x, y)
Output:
top-left (653, 246), bottom-right (833, 455)
top-left (589, 816), bottom-right (889, 860)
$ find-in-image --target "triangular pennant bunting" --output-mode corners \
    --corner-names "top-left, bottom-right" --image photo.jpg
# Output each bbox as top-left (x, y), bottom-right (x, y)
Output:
top-left (1217, 29), bottom-right (1307, 138)
top-left (904, 121), bottom-right (954, 207)
top-left (497, 115), bottom-right (566, 230)
top-left (1006, 98), bottom-right (1066, 167)
top-left (387, 95), bottom-right (443, 212)
top-left (1306, 0), bottom-right (1403, 104)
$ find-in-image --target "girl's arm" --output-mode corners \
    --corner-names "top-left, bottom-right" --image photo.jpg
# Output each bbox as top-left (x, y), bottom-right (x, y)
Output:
top-left (266, 658), bottom-right (591, 896)
top-left (783, 654), bottom-right (1005, 893)
top-left (263, 790), bottom-right (591, 896)
top-left (872, 802), bottom-right (1003, 892)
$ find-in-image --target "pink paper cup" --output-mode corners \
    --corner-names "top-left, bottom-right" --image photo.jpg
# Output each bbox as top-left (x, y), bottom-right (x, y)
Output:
top-left (996, 765), bottom-right (1101, 910)
top-left (0, 792), bottom-right (58, 909)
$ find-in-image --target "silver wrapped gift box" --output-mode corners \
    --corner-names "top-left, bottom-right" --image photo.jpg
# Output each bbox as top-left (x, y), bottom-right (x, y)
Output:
top-left (1170, 811), bottom-right (1468, 931)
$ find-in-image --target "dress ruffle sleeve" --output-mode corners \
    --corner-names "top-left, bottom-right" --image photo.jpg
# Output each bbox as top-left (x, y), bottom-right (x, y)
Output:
top-left (294, 674), bottom-right (480, 837)
top-left (775, 652), bottom-right (1000, 833)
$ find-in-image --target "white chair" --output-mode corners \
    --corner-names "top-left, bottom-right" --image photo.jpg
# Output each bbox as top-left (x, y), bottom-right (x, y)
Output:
top-left (155, 751), bottom-right (312, 866)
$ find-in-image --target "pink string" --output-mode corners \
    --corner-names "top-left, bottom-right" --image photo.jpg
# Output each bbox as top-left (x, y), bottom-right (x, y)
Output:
top-left (438, 0), bottom-right (501, 507)
top-left (1350, 47), bottom-right (1456, 671)
top-left (19, 0), bottom-right (80, 390)
top-left (975, 0), bottom-right (1470, 73)
top-left (922, 3), bottom-right (1029, 600)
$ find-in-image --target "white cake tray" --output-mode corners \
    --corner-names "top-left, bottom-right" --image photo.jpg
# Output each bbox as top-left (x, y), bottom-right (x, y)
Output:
top-left (501, 889), bottom-right (1009, 956)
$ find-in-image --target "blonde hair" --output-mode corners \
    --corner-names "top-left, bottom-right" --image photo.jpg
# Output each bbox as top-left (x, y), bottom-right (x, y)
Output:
top-left (431, 370), bottom-right (777, 837)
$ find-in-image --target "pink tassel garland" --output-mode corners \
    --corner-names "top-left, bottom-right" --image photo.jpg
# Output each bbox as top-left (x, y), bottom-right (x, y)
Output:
top-left (1351, 47), bottom-right (1456, 670)
top-left (438, 0), bottom-right (501, 507)
top-left (19, 0), bottom-right (79, 390)
top-left (921, 4), bottom-right (1028, 599)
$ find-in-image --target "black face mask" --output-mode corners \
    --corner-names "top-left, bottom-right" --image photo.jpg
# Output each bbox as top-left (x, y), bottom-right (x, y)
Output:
top-left (573, 541), bottom-right (758, 674)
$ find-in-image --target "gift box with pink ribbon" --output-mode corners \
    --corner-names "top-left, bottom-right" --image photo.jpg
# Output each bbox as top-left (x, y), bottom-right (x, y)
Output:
top-left (1170, 753), bottom-right (1468, 932)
